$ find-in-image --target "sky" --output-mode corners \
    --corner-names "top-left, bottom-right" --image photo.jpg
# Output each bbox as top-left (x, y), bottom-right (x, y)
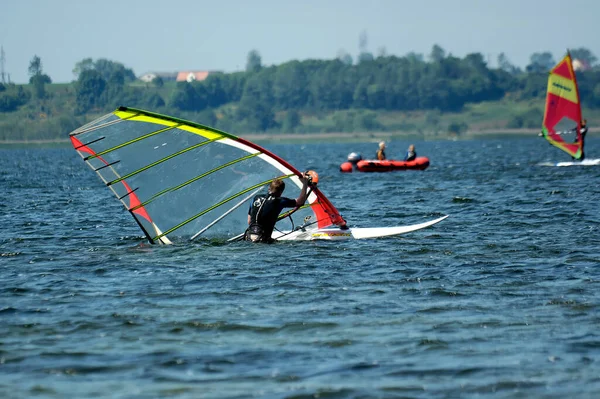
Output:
top-left (1, 0), bottom-right (599, 84)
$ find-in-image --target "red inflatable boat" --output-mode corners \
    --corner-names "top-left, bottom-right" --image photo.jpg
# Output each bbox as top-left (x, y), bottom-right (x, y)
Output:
top-left (340, 157), bottom-right (430, 172)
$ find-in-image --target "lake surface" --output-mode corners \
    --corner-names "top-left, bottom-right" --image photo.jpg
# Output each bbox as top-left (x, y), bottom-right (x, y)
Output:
top-left (1, 137), bottom-right (600, 398)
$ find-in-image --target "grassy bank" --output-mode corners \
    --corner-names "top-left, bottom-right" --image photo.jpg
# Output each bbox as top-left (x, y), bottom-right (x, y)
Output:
top-left (3, 89), bottom-right (600, 144)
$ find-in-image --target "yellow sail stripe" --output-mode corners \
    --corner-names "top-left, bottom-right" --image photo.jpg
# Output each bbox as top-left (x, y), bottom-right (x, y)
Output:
top-left (115, 109), bottom-right (222, 140)
top-left (547, 74), bottom-right (578, 104)
top-left (86, 124), bottom-right (180, 160)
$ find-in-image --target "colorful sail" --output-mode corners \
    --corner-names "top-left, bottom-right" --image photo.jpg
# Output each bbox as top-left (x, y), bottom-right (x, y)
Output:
top-left (70, 106), bottom-right (346, 244)
top-left (540, 52), bottom-right (584, 159)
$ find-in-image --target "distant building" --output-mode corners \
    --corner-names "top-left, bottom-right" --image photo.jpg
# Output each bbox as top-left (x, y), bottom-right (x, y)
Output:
top-left (175, 71), bottom-right (211, 82)
top-left (139, 70), bottom-right (218, 83)
top-left (573, 59), bottom-right (591, 72)
top-left (139, 72), bottom-right (178, 83)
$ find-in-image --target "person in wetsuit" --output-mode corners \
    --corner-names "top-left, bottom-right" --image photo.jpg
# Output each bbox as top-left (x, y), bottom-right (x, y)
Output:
top-left (574, 119), bottom-right (587, 160)
top-left (559, 119), bottom-right (588, 160)
top-left (376, 141), bottom-right (386, 160)
top-left (244, 173), bottom-right (310, 243)
top-left (404, 144), bottom-right (417, 162)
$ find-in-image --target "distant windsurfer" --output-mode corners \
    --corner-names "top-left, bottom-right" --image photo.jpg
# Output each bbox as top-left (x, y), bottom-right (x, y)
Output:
top-left (539, 119), bottom-right (588, 161)
top-left (573, 119), bottom-right (587, 160)
top-left (404, 144), bottom-right (417, 162)
top-left (558, 119), bottom-right (587, 160)
top-left (376, 141), bottom-right (386, 160)
top-left (244, 173), bottom-right (311, 243)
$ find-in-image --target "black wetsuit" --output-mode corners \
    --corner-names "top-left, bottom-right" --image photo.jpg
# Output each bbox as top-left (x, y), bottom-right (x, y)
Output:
top-left (245, 194), bottom-right (297, 243)
top-left (404, 151), bottom-right (416, 162)
top-left (571, 125), bottom-right (588, 160)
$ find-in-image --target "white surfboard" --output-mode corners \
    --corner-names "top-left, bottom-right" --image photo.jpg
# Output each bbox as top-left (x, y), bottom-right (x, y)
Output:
top-left (272, 215), bottom-right (449, 241)
top-left (538, 158), bottom-right (600, 167)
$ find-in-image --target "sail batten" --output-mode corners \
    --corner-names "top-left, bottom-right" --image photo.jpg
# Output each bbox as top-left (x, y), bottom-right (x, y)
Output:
top-left (541, 52), bottom-right (584, 159)
top-left (70, 106), bottom-right (346, 244)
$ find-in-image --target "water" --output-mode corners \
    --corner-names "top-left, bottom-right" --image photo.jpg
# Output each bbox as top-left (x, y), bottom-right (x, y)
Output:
top-left (1, 137), bottom-right (600, 398)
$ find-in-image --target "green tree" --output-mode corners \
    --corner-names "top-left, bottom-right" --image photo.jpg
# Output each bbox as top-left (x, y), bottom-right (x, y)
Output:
top-left (94, 59), bottom-right (136, 82)
top-left (142, 92), bottom-right (165, 108)
top-left (354, 110), bottom-right (382, 131)
top-left (152, 76), bottom-right (164, 88)
top-left (526, 52), bottom-right (555, 73)
top-left (30, 74), bottom-right (47, 99)
top-left (28, 55), bottom-right (42, 77)
top-left (281, 109), bottom-right (301, 132)
top-left (75, 69), bottom-right (106, 114)
top-left (0, 85), bottom-right (30, 112)
top-left (273, 61), bottom-right (308, 109)
top-left (169, 82), bottom-right (203, 111)
top-left (429, 44), bottom-right (446, 63)
top-left (447, 121), bottom-right (468, 135)
top-left (197, 108), bottom-right (217, 127)
top-left (28, 55), bottom-right (51, 99)
top-left (73, 58), bottom-right (136, 82)
top-left (201, 73), bottom-right (227, 108)
top-left (497, 52), bottom-right (520, 74)
top-left (105, 69), bottom-right (125, 102)
top-left (72, 58), bottom-right (94, 80)
top-left (336, 50), bottom-right (353, 66)
top-left (236, 100), bottom-right (276, 131)
top-left (358, 52), bottom-right (374, 64)
top-left (246, 50), bottom-right (262, 73)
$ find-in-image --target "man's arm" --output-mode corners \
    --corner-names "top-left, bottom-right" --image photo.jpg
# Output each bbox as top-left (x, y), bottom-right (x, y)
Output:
top-left (295, 174), bottom-right (310, 207)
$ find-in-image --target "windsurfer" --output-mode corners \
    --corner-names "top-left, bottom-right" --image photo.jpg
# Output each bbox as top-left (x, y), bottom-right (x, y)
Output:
top-left (575, 119), bottom-right (587, 160)
top-left (376, 141), bottom-right (386, 160)
top-left (554, 119), bottom-right (588, 138)
top-left (559, 119), bottom-right (587, 160)
top-left (573, 119), bottom-right (588, 141)
top-left (404, 144), bottom-right (417, 162)
top-left (244, 173), bottom-right (311, 243)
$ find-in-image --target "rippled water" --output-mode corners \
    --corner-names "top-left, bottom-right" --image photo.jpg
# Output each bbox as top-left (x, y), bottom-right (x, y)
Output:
top-left (2, 137), bottom-right (600, 398)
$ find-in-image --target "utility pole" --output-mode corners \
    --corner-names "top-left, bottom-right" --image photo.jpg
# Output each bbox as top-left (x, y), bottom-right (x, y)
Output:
top-left (0, 45), bottom-right (6, 84)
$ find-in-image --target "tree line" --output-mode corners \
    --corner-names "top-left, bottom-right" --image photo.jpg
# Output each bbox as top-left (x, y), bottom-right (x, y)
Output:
top-left (2, 45), bottom-right (600, 138)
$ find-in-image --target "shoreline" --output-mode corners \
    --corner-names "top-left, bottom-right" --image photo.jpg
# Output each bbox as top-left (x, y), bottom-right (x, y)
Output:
top-left (0, 128), bottom-right (546, 146)
top-left (2, 127), bottom-right (596, 145)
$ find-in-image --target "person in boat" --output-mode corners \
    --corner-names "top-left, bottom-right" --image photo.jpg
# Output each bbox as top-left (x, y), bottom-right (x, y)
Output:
top-left (404, 144), bottom-right (417, 162)
top-left (376, 141), bottom-right (386, 160)
top-left (244, 173), bottom-right (311, 243)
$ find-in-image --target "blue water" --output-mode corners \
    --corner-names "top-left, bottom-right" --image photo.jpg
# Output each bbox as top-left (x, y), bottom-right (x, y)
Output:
top-left (2, 137), bottom-right (600, 398)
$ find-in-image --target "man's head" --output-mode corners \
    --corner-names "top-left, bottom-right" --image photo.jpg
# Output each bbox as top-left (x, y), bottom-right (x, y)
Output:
top-left (409, 144), bottom-right (415, 152)
top-left (268, 179), bottom-right (285, 197)
top-left (379, 141), bottom-right (386, 150)
top-left (582, 119), bottom-right (587, 126)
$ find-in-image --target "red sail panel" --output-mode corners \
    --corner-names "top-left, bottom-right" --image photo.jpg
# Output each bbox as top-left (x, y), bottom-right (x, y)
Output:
top-left (70, 135), bottom-right (153, 224)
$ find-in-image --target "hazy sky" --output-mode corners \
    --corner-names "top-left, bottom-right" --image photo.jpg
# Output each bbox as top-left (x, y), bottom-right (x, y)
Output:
top-left (1, 0), bottom-right (598, 83)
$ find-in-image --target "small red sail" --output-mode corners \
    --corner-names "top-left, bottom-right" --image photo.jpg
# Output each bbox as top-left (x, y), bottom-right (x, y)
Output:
top-left (541, 52), bottom-right (584, 159)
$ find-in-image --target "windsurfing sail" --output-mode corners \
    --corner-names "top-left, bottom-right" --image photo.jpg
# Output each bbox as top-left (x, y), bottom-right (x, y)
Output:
top-left (540, 52), bottom-right (584, 160)
top-left (69, 106), bottom-right (346, 244)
